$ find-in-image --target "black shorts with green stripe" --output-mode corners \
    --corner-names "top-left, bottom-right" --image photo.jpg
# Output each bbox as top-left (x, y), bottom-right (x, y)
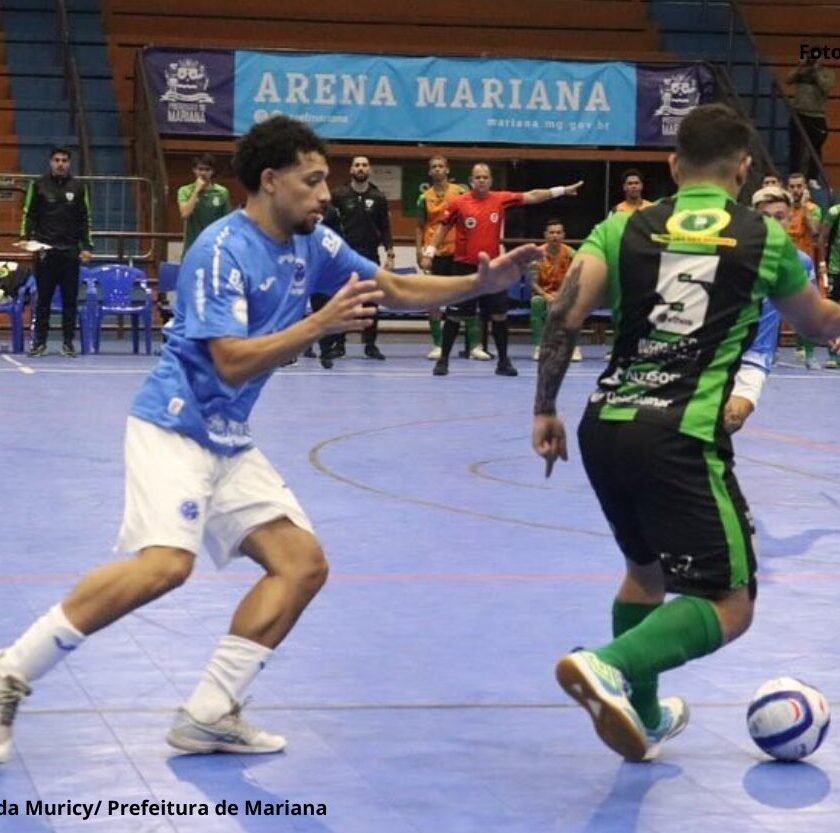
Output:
top-left (577, 412), bottom-right (757, 600)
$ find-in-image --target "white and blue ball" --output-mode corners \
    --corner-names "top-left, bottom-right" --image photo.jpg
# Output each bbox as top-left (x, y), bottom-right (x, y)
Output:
top-left (747, 677), bottom-right (830, 761)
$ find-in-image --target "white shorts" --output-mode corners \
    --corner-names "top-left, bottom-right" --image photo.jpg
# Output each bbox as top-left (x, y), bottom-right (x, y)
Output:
top-left (116, 416), bottom-right (314, 568)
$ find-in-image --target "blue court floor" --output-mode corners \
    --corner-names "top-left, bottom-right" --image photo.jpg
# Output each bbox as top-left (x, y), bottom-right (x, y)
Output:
top-left (1, 336), bottom-right (840, 832)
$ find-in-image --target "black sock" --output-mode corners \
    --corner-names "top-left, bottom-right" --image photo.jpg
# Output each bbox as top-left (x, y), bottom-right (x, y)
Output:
top-left (491, 319), bottom-right (509, 362)
top-left (440, 318), bottom-right (460, 360)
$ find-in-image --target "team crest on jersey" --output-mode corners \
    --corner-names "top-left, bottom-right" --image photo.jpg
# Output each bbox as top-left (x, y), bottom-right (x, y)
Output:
top-left (651, 208), bottom-right (736, 247)
top-left (490, 212), bottom-right (499, 223)
top-left (290, 259), bottom-right (307, 296)
top-left (365, 198), bottom-right (374, 210)
top-left (65, 192), bottom-right (74, 202)
top-left (465, 217), bottom-right (478, 229)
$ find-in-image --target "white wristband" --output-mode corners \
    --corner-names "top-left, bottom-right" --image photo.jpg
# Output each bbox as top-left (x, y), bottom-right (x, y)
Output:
top-left (549, 186), bottom-right (566, 198)
top-left (422, 245), bottom-right (436, 259)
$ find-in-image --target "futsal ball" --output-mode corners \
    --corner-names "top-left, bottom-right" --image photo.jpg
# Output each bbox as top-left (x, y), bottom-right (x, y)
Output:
top-left (747, 677), bottom-right (830, 761)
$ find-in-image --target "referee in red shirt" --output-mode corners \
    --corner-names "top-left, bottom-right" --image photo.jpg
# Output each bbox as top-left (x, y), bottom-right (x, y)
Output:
top-left (422, 163), bottom-right (582, 376)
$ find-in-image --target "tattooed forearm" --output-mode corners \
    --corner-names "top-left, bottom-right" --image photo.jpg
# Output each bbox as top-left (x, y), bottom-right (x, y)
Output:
top-left (533, 261), bottom-right (583, 416)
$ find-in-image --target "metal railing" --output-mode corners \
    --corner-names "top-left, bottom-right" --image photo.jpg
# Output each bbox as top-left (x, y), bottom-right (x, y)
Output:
top-left (54, 0), bottom-right (92, 175)
top-left (724, 0), bottom-right (830, 189)
top-left (0, 174), bottom-right (158, 260)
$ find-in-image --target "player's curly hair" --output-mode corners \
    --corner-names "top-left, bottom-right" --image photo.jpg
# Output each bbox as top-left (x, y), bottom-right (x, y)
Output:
top-left (233, 116), bottom-right (328, 193)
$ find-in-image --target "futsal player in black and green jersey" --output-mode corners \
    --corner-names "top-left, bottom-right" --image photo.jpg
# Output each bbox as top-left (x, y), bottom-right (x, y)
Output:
top-left (531, 103), bottom-right (840, 762)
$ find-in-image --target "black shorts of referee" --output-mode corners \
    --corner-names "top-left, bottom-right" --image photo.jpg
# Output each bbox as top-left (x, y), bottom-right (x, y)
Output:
top-left (444, 261), bottom-right (508, 318)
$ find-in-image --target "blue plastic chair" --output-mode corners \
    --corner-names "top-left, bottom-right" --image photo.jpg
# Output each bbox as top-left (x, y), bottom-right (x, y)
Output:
top-left (0, 273), bottom-right (35, 354)
top-left (87, 265), bottom-right (153, 355)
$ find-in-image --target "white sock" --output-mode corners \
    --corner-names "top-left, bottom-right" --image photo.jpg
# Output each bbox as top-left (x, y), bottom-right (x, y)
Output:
top-left (0, 604), bottom-right (85, 682)
top-left (185, 635), bottom-right (272, 724)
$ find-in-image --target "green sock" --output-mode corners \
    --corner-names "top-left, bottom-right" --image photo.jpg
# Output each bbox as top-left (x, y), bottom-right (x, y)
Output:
top-left (465, 317), bottom-right (479, 352)
top-left (612, 600), bottom-right (662, 729)
top-left (530, 297), bottom-right (546, 345)
top-left (595, 595), bottom-right (723, 688)
top-left (429, 318), bottom-right (442, 347)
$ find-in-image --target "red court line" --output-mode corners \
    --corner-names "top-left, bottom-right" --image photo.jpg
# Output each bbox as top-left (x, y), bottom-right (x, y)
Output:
top-left (746, 425), bottom-right (840, 454)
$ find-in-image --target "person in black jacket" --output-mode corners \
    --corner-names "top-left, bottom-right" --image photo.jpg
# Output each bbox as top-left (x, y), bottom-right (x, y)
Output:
top-left (20, 146), bottom-right (93, 357)
top-left (327, 157), bottom-right (394, 360)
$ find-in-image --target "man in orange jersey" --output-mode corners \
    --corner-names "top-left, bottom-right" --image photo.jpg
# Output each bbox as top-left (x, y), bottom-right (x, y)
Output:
top-left (529, 218), bottom-right (579, 361)
top-left (612, 169), bottom-right (653, 214)
top-left (415, 156), bottom-right (480, 360)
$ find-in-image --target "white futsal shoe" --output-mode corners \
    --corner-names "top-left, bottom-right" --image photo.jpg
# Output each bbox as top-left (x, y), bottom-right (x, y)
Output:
top-left (556, 650), bottom-right (649, 762)
top-left (643, 696), bottom-right (690, 761)
top-left (0, 666), bottom-right (31, 764)
top-left (166, 701), bottom-right (287, 755)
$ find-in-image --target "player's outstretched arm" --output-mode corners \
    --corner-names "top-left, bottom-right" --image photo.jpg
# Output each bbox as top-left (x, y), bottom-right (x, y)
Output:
top-left (773, 283), bottom-right (840, 344)
top-left (209, 275), bottom-right (383, 387)
top-left (378, 244), bottom-right (541, 310)
top-left (522, 180), bottom-right (585, 205)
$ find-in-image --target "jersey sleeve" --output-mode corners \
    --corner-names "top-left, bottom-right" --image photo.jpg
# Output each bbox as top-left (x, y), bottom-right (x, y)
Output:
top-left (309, 225), bottom-right (379, 297)
top-left (577, 218), bottom-right (610, 262)
top-left (440, 195), bottom-right (462, 226)
top-left (742, 300), bottom-right (781, 373)
top-left (767, 227), bottom-right (810, 299)
top-left (177, 184), bottom-right (194, 205)
top-left (497, 191), bottom-right (526, 208)
top-left (182, 243), bottom-right (250, 340)
top-left (220, 185), bottom-right (232, 212)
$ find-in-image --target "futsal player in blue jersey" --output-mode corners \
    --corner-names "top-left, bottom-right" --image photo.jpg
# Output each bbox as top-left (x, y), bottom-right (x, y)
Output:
top-left (724, 185), bottom-right (818, 433)
top-left (0, 115), bottom-right (539, 761)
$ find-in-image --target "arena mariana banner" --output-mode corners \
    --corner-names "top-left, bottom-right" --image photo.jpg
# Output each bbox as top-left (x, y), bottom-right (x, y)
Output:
top-left (143, 48), bottom-right (714, 147)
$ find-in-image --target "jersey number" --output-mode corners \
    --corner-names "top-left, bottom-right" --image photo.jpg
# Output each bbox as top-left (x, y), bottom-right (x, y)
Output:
top-left (648, 252), bottom-right (719, 336)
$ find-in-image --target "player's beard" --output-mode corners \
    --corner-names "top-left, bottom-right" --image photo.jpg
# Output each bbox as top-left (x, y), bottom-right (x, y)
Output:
top-left (293, 216), bottom-right (318, 235)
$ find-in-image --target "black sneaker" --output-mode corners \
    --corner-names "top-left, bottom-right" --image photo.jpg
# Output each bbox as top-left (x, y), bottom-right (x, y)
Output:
top-left (495, 359), bottom-right (518, 377)
top-left (303, 347), bottom-right (317, 358)
top-left (320, 356), bottom-right (334, 369)
top-left (364, 345), bottom-right (386, 360)
top-left (60, 342), bottom-right (77, 358)
top-left (432, 359), bottom-right (449, 376)
top-left (27, 343), bottom-right (47, 358)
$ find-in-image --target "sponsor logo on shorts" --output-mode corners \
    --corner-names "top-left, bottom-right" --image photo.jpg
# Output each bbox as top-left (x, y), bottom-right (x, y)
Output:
top-left (180, 500), bottom-right (200, 521)
top-left (167, 397), bottom-right (185, 416)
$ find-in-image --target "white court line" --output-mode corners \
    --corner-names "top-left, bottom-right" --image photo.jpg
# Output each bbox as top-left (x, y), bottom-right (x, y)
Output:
top-left (1, 354), bottom-right (35, 374)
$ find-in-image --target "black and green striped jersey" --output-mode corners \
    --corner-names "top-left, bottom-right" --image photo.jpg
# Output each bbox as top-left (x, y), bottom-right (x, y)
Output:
top-left (579, 184), bottom-right (808, 442)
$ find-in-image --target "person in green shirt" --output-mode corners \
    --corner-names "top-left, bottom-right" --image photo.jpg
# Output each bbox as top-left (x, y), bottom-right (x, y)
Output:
top-left (531, 103), bottom-right (840, 763)
top-left (819, 200), bottom-right (840, 367)
top-left (177, 154), bottom-right (232, 253)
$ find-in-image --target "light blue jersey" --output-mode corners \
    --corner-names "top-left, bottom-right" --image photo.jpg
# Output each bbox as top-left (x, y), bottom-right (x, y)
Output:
top-left (742, 249), bottom-right (814, 373)
top-left (132, 210), bottom-right (378, 455)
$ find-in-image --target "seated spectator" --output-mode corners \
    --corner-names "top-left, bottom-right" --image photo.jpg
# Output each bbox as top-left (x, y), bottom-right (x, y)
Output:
top-left (528, 218), bottom-right (580, 361)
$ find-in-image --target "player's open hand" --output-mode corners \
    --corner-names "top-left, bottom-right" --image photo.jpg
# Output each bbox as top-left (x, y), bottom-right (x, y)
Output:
top-left (475, 244), bottom-right (542, 295)
top-left (316, 273), bottom-right (384, 334)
